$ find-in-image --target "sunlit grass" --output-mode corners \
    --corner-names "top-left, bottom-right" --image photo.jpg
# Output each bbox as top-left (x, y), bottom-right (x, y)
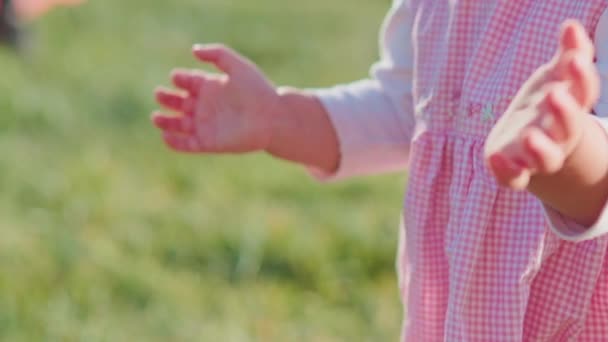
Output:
top-left (0, 0), bottom-right (405, 340)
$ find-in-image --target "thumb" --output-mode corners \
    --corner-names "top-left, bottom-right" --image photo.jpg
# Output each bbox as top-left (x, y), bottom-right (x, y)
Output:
top-left (558, 19), bottom-right (594, 59)
top-left (193, 44), bottom-right (251, 75)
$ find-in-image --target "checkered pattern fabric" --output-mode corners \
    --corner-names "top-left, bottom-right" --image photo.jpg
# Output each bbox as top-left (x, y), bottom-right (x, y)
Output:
top-left (400, 1), bottom-right (608, 340)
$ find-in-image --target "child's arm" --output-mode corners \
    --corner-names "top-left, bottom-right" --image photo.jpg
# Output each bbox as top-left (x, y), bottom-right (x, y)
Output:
top-left (151, 44), bottom-right (339, 173)
top-left (152, 0), bottom-right (416, 180)
top-left (485, 19), bottom-right (608, 238)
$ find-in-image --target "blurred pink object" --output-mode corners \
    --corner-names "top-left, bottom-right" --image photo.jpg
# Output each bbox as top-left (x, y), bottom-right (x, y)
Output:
top-left (13, 0), bottom-right (85, 20)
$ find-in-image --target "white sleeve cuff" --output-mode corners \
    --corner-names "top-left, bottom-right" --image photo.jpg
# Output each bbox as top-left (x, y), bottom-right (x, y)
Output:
top-left (544, 203), bottom-right (608, 241)
top-left (306, 80), bottom-right (413, 181)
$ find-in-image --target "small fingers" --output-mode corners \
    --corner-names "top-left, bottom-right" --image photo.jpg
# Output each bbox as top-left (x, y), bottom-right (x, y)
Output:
top-left (567, 54), bottom-right (600, 108)
top-left (162, 131), bottom-right (202, 153)
top-left (559, 20), bottom-right (594, 59)
top-left (151, 112), bottom-right (194, 134)
top-left (193, 43), bottom-right (250, 75)
top-left (543, 85), bottom-right (582, 142)
top-left (488, 152), bottom-right (531, 190)
top-left (523, 127), bottom-right (566, 174)
top-left (155, 87), bottom-right (195, 114)
top-left (171, 69), bottom-right (206, 96)
top-left (553, 20), bottom-right (596, 86)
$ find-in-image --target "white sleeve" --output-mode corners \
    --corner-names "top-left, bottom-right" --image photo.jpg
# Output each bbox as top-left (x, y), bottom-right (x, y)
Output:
top-left (309, 0), bottom-right (416, 180)
top-left (544, 8), bottom-right (608, 241)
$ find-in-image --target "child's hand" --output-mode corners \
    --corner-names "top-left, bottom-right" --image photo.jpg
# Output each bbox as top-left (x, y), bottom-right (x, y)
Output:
top-left (152, 44), bottom-right (280, 154)
top-left (485, 20), bottom-right (600, 190)
top-left (15, 0), bottom-right (86, 21)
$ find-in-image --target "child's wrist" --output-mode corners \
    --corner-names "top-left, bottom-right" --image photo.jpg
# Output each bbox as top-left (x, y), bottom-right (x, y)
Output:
top-left (264, 86), bottom-right (291, 155)
top-left (563, 113), bottom-right (608, 171)
top-left (262, 87), bottom-right (339, 172)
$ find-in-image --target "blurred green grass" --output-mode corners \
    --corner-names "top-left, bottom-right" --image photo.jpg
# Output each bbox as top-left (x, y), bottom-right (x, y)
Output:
top-left (0, 0), bottom-right (406, 340)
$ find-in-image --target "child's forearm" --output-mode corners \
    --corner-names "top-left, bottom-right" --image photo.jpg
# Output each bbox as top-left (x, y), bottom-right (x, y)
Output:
top-left (529, 115), bottom-right (608, 227)
top-left (265, 86), bottom-right (340, 174)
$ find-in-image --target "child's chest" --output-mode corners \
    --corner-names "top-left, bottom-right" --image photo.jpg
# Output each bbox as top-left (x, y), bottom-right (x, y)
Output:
top-left (410, 0), bottom-right (608, 123)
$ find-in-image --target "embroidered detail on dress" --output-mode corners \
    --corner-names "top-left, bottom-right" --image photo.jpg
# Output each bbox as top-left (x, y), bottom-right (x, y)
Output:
top-left (438, 97), bottom-right (513, 120)
top-left (482, 103), bottom-right (494, 121)
top-left (415, 93), bottom-right (434, 119)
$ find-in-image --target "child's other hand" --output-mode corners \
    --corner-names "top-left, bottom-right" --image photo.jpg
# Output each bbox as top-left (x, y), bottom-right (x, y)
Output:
top-left (152, 44), bottom-right (280, 154)
top-left (484, 20), bottom-right (600, 190)
top-left (15, 0), bottom-right (86, 21)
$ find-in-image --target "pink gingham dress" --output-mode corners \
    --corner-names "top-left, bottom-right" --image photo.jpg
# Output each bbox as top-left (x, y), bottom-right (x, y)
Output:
top-left (402, 1), bottom-right (608, 340)
top-left (315, 0), bottom-right (608, 340)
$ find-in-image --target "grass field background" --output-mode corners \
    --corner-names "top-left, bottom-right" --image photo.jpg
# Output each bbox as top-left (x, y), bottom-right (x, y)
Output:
top-left (0, 0), bottom-right (407, 340)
